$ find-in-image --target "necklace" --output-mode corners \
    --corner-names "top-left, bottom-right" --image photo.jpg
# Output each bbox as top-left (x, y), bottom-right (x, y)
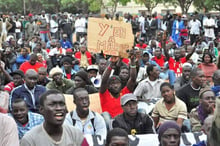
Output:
top-left (190, 83), bottom-right (201, 91)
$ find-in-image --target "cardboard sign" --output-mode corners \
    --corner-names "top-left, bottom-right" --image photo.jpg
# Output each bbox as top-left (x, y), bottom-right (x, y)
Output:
top-left (88, 18), bottom-right (134, 58)
top-left (64, 93), bottom-right (102, 113)
top-left (85, 133), bottom-right (207, 146)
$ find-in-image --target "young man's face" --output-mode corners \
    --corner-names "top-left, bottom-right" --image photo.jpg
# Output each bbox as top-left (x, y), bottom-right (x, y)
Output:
top-left (52, 73), bottom-right (63, 85)
top-left (192, 70), bottom-right (205, 87)
top-left (40, 94), bottom-right (66, 126)
top-left (88, 70), bottom-right (97, 79)
top-left (38, 70), bottom-right (47, 82)
top-left (119, 69), bottom-right (129, 81)
top-left (11, 101), bottom-right (28, 125)
top-left (74, 76), bottom-right (86, 88)
top-left (200, 91), bottom-right (215, 114)
top-left (160, 128), bottom-right (180, 146)
top-left (108, 80), bottom-right (121, 94)
top-left (108, 136), bottom-right (129, 146)
top-left (25, 73), bottom-right (38, 89)
top-left (63, 62), bottom-right (72, 71)
top-left (122, 100), bottom-right (138, 117)
top-left (74, 90), bottom-right (90, 115)
top-left (13, 74), bottom-right (23, 87)
top-left (182, 67), bottom-right (191, 80)
top-left (150, 66), bottom-right (160, 79)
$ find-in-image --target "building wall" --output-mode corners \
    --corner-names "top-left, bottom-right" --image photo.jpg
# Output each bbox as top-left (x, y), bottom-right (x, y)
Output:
top-left (101, 1), bottom-right (197, 15)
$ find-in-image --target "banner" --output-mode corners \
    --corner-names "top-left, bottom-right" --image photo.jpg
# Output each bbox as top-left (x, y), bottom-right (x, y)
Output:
top-left (64, 93), bottom-right (102, 113)
top-left (85, 133), bottom-right (207, 146)
top-left (87, 18), bottom-right (134, 58)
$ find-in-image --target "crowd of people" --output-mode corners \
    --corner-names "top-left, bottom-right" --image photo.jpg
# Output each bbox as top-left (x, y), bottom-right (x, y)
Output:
top-left (1, 10), bottom-right (220, 146)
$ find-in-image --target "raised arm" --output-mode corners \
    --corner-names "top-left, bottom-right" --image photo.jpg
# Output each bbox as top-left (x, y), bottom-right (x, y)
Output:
top-left (186, 46), bottom-right (196, 61)
top-left (164, 45), bottom-right (170, 60)
top-left (99, 57), bottom-right (117, 94)
top-left (126, 50), bottom-right (137, 92)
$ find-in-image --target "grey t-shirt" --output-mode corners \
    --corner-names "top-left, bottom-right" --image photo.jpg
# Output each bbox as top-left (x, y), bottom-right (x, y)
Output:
top-left (20, 123), bottom-right (84, 146)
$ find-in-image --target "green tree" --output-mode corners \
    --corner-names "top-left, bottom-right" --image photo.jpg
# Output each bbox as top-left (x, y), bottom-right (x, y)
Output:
top-left (163, 0), bottom-right (194, 14)
top-left (0, 0), bottom-right (23, 13)
top-left (193, 0), bottom-right (220, 12)
top-left (134, 0), bottom-right (162, 14)
top-left (101, 0), bottom-right (131, 16)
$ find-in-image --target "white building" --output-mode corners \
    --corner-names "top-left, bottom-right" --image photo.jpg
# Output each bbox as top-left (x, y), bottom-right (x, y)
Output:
top-left (101, 1), bottom-right (197, 15)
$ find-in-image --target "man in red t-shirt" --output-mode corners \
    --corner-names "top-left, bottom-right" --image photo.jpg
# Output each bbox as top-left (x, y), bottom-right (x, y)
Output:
top-left (99, 55), bottom-right (136, 118)
top-left (151, 48), bottom-right (166, 68)
top-left (164, 46), bottom-right (195, 77)
top-left (19, 54), bottom-right (44, 74)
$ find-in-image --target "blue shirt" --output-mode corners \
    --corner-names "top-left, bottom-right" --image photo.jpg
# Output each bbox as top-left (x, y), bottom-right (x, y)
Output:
top-left (9, 112), bottom-right (44, 139)
top-left (60, 40), bottom-right (72, 49)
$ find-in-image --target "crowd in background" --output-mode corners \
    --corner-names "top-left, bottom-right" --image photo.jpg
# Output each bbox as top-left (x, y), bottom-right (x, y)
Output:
top-left (1, 10), bottom-right (220, 146)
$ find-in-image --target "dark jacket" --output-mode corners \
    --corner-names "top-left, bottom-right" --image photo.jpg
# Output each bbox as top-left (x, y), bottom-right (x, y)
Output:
top-left (10, 84), bottom-right (46, 113)
top-left (112, 112), bottom-right (155, 134)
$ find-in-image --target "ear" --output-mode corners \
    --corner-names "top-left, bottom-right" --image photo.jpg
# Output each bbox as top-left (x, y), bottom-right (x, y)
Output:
top-left (39, 106), bottom-right (44, 115)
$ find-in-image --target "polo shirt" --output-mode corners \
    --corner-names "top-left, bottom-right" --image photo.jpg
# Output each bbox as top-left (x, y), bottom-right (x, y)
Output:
top-left (99, 87), bottom-right (131, 118)
top-left (152, 96), bottom-right (187, 126)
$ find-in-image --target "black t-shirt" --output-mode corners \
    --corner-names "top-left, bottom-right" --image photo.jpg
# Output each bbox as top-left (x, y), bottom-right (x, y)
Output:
top-left (176, 83), bottom-right (200, 113)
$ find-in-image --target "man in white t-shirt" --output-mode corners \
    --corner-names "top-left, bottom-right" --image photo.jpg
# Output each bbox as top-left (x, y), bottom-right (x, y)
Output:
top-left (203, 14), bottom-right (215, 40)
top-left (50, 15), bottom-right (58, 39)
top-left (75, 15), bottom-right (86, 42)
top-left (15, 16), bottom-right (22, 39)
top-left (189, 15), bottom-right (201, 44)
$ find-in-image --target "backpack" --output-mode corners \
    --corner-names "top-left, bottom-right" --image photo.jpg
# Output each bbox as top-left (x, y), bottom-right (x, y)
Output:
top-left (70, 111), bottom-right (96, 132)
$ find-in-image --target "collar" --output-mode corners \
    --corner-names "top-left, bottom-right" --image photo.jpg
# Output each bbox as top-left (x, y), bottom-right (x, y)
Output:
top-left (72, 109), bottom-right (95, 121)
top-left (24, 83), bottom-right (36, 92)
top-left (162, 96), bottom-right (177, 106)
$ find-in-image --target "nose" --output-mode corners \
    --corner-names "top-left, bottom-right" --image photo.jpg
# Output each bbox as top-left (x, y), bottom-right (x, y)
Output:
top-left (170, 136), bottom-right (176, 143)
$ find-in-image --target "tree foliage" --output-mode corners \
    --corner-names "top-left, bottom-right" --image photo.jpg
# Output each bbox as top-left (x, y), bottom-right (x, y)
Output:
top-left (134, 0), bottom-right (162, 14)
top-left (0, 0), bottom-right (101, 14)
top-left (163, 0), bottom-right (194, 14)
top-left (193, 0), bottom-right (220, 12)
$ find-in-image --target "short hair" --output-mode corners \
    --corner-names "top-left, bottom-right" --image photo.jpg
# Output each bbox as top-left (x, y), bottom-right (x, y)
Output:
top-left (39, 89), bottom-right (63, 106)
top-left (73, 87), bottom-right (88, 100)
top-left (38, 67), bottom-right (47, 73)
top-left (11, 98), bottom-right (27, 110)
top-left (30, 53), bottom-right (38, 60)
top-left (147, 64), bottom-right (156, 76)
top-left (190, 67), bottom-right (202, 78)
top-left (202, 53), bottom-right (213, 63)
top-left (106, 128), bottom-right (128, 146)
top-left (120, 66), bottom-right (129, 73)
top-left (160, 82), bottom-right (174, 91)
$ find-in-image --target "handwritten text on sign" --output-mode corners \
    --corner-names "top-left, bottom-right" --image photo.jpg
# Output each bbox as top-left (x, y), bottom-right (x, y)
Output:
top-left (88, 18), bottom-right (134, 58)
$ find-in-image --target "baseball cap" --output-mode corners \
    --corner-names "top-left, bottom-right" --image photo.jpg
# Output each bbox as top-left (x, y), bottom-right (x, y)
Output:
top-left (120, 93), bottom-right (137, 106)
top-left (87, 65), bottom-right (98, 72)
